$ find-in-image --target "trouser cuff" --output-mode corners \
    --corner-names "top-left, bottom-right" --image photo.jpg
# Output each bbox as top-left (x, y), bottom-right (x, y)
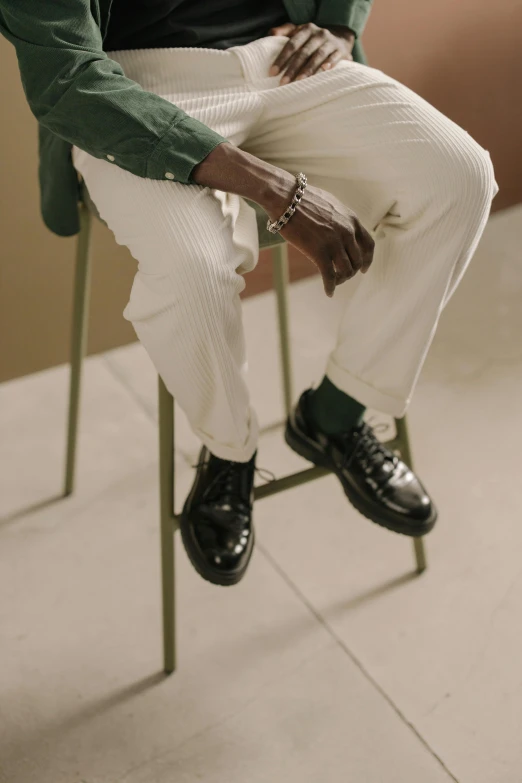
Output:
top-left (195, 405), bottom-right (259, 463)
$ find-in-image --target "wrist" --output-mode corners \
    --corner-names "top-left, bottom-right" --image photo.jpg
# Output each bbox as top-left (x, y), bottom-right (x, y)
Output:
top-left (324, 24), bottom-right (356, 42)
top-left (259, 169), bottom-right (299, 220)
top-left (191, 143), bottom-right (295, 215)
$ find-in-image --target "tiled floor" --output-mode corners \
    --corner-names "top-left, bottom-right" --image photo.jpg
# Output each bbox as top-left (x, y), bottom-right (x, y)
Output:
top-left (1, 204), bottom-right (521, 783)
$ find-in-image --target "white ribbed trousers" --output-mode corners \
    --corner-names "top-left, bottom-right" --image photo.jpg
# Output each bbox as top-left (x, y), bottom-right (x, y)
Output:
top-left (72, 35), bottom-right (499, 463)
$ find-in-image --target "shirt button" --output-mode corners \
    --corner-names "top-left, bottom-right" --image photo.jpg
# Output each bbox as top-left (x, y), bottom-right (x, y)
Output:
top-left (165, 172), bottom-right (175, 180)
top-left (106, 154), bottom-right (115, 162)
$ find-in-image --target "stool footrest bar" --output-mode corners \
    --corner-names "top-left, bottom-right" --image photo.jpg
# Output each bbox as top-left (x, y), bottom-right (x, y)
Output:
top-left (254, 464), bottom-right (332, 500)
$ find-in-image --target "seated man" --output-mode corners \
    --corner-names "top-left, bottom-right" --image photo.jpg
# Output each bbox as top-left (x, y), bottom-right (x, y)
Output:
top-left (1, 0), bottom-right (498, 587)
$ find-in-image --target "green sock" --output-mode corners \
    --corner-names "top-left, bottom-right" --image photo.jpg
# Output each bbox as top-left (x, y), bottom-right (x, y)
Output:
top-left (307, 375), bottom-right (366, 435)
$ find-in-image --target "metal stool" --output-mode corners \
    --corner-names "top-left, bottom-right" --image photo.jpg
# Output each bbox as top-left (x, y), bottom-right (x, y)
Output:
top-left (65, 179), bottom-right (427, 674)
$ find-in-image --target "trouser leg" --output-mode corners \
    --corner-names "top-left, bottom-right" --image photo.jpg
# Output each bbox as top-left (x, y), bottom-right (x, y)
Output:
top-left (72, 145), bottom-right (260, 462)
top-left (244, 57), bottom-right (499, 416)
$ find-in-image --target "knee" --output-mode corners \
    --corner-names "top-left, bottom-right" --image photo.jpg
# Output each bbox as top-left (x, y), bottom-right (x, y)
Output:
top-left (433, 130), bottom-right (499, 208)
top-left (123, 258), bottom-right (243, 327)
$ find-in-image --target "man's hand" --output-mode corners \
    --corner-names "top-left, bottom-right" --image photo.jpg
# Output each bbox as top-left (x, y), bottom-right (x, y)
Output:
top-left (264, 175), bottom-right (375, 298)
top-left (268, 22), bottom-right (355, 85)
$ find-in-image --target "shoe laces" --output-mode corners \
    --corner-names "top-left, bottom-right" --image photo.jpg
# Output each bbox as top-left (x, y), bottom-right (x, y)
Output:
top-left (340, 421), bottom-right (398, 479)
top-left (191, 458), bottom-right (276, 510)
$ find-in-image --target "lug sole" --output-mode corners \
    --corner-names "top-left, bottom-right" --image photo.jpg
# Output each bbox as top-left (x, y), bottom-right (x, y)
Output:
top-left (284, 419), bottom-right (437, 537)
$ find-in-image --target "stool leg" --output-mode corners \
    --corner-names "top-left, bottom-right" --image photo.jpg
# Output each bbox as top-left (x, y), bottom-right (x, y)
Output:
top-left (272, 244), bottom-right (294, 417)
top-left (64, 204), bottom-right (92, 496)
top-left (394, 416), bottom-right (427, 573)
top-left (158, 377), bottom-right (176, 674)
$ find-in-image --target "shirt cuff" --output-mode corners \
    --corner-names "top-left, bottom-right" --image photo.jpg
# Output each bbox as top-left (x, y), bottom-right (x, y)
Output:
top-left (314, 0), bottom-right (372, 40)
top-left (145, 114), bottom-right (231, 184)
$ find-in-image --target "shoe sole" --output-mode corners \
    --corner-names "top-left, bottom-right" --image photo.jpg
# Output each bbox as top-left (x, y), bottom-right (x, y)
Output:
top-left (179, 509), bottom-right (255, 587)
top-left (284, 420), bottom-right (437, 537)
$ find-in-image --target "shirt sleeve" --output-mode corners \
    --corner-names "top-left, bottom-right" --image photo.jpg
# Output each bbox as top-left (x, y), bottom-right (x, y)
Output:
top-left (314, 0), bottom-right (374, 40)
top-left (0, 0), bottom-right (231, 184)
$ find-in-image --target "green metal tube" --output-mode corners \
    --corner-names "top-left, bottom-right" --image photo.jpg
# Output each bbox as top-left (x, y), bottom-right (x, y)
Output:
top-left (272, 244), bottom-right (294, 416)
top-left (158, 378), bottom-right (176, 674)
top-left (64, 203), bottom-right (92, 497)
top-left (394, 417), bottom-right (427, 573)
top-left (254, 464), bottom-right (331, 500)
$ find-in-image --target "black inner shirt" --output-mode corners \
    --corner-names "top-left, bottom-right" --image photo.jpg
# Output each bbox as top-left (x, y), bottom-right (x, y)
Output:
top-left (104, 0), bottom-right (291, 52)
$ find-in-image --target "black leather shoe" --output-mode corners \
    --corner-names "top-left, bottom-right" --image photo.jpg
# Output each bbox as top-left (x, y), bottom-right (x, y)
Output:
top-left (285, 389), bottom-right (437, 536)
top-left (180, 445), bottom-right (256, 586)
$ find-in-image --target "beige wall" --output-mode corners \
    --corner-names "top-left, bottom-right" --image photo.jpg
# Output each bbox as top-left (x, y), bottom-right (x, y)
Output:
top-left (363, 0), bottom-right (522, 209)
top-left (0, 42), bottom-right (137, 384)
top-left (2, 0), bottom-right (521, 382)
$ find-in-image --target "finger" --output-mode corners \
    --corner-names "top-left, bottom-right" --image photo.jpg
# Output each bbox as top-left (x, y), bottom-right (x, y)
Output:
top-left (320, 50), bottom-right (347, 71)
top-left (295, 43), bottom-right (338, 79)
top-left (343, 228), bottom-right (365, 275)
top-left (269, 24), bottom-right (310, 74)
top-left (270, 25), bottom-right (315, 79)
top-left (319, 257), bottom-right (338, 298)
top-left (333, 247), bottom-right (355, 284)
top-left (354, 223), bottom-right (375, 273)
top-left (282, 33), bottom-right (329, 83)
top-left (268, 22), bottom-right (297, 41)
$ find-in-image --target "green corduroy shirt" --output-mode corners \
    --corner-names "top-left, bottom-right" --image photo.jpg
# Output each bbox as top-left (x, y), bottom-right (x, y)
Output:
top-left (0, 0), bottom-right (371, 237)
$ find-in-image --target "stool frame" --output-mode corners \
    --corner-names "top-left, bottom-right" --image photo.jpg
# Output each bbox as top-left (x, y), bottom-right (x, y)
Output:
top-left (65, 197), bottom-right (427, 674)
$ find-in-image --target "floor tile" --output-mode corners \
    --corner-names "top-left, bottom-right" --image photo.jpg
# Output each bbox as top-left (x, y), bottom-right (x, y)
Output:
top-left (0, 460), bottom-right (332, 783)
top-left (0, 357), bottom-right (164, 521)
top-left (0, 458), bottom-right (455, 783)
top-left (124, 644), bottom-right (454, 783)
top-left (254, 205), bottom-right (522, 782)
top-left (3, 204), bottom-right (520, 783)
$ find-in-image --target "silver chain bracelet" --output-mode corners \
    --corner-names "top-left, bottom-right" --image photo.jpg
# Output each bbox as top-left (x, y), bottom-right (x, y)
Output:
top-left (266, 172), bottom-right (307, 234)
